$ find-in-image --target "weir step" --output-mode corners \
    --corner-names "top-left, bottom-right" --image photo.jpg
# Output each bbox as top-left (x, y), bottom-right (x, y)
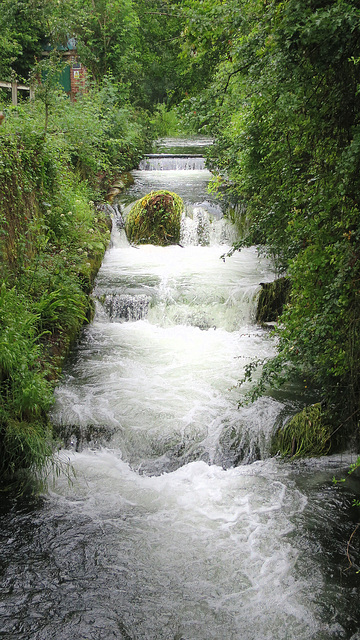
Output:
top-left (144, 153), bottom-right (204, 158)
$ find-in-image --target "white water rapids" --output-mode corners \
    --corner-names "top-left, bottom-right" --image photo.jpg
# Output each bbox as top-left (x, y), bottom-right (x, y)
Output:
top-left (1, 138), bottom-right (360, 640)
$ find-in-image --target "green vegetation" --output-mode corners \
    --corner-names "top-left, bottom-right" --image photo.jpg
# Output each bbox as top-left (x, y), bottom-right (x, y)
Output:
top-left (2, 0), bottom-right (360, 473)
top-left (271, 404), bottom-right (331, 458)
top-left (179, 0), bottom-right (360, 454)
top-left (0, 0), bottom-right (186, 111)
top-left (125, 190), bottom-right (184, 245)
top-left (0, 72), bottom-right (152, 485)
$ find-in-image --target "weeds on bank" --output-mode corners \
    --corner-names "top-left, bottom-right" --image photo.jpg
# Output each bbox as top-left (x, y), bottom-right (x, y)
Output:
top-left (0, 81), bottom-right (152, 487)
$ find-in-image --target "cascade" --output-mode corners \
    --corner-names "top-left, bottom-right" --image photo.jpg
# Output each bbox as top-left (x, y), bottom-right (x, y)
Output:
top-left (139, 154), bottom-right (206, 171)
top-left (1, 138), bottom-right (359, 640)
top-left (98, 292), bottom-right (151, 322)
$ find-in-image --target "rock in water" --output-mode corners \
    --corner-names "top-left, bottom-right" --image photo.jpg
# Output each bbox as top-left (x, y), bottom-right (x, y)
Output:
top-left (125, 190), bottom-right (184, 246)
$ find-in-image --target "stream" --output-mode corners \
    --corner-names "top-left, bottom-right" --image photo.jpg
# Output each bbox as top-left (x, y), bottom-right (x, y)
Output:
top-left (1, 137), bottom-right (360, 640)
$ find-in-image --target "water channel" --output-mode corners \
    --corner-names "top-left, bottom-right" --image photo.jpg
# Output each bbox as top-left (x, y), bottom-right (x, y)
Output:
top-left (1, 138), bottom-right (360, 639)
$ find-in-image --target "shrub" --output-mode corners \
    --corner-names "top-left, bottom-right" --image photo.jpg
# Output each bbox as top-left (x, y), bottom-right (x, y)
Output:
top-left (0, 284), bottom-right (55, 478)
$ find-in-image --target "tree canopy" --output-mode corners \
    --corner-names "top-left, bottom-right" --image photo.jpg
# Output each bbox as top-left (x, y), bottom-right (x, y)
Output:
top-left (0, 0), bottom-right (186, 108)
top-left (179, 0), bottom-right (360, 435)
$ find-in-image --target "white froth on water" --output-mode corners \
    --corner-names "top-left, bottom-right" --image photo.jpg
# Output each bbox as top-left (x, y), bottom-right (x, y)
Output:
top-left (50, 450), bottom-right (352, 640)
top-left (43, 139), bottom-right (360, 639)
top-left (52, 237), bottom-right (279, 470)
top-left (52, 317), bottom-right (280, 468)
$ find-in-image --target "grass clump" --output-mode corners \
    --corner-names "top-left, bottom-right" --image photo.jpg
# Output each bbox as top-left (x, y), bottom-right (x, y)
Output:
top-left (271, 403), bottom-right (332, 458)
top-left (1, 420), bottom-right (53, 478)
top-left (125, 190), bottom-right (184, 246)
top-left (0, 285), bottom-right (54, 480)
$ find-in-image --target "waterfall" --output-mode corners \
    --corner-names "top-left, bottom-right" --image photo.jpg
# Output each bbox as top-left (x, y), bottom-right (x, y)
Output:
top-left (53, 165), bottom-right (281, 467)
top-left (97, 293), bottom-right (151, 322)
top-left (139, 154), bottom-right (206, 171)
top-left (2, 138), bottom-right (359, 640)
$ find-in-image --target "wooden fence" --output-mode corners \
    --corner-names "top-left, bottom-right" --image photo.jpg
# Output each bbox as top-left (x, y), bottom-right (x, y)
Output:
top-left (0, 80), bottom-right (35, 105)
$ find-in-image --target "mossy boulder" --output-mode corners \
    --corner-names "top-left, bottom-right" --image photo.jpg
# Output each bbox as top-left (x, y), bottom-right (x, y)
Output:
top-left (256, 277), bottom-right (291, 324)
top-left (125, 190), bottom-right (184, 246)
top-left (271, 403), bottom-right (332, 458)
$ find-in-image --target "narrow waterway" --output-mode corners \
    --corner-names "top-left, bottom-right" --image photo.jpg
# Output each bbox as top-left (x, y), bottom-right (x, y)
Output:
top-left (1, 138), bottom-right (360, 640)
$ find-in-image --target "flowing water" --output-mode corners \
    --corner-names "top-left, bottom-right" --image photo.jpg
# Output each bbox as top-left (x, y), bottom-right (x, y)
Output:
top-left (1, 138), bottom-right (360, 640)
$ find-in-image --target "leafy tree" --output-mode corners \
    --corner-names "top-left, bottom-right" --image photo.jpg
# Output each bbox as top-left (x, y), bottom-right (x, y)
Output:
top-left (130, 0), bottom-right (184, 107)
top-left (37, 0), bottom-right (186, 109)
top-left (67, 0), bottom-right (139, 85)
top-left (180, 0), bottom-right (360, 439)
top-left (0, 0), bottom-right (51, 82)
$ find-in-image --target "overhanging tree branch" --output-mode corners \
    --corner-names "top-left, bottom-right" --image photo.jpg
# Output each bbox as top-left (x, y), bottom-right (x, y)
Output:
top-left (218, 63), bottom-right (252, 106)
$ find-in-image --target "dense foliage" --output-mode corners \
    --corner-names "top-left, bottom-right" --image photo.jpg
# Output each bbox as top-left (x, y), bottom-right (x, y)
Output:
top-left (179, 0), bottom-right (360, 446)
top-left (0, 0), bottom-right (185, 110)
top-left (0, 78), bottom-right (152, 484)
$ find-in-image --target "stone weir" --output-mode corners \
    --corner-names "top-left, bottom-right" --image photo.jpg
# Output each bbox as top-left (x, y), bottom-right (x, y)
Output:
top-left (139, 154), bottom-right (206, 171)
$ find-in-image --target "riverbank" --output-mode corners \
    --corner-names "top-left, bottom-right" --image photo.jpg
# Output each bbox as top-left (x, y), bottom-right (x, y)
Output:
top-left (0, 92), bottom-right (153, 487)
top-left (1, 137), bottom-right (359, 639)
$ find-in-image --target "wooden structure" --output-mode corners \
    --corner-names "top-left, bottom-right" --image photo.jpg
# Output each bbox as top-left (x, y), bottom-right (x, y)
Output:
top-left (0, 80), bottom-right (35, 105)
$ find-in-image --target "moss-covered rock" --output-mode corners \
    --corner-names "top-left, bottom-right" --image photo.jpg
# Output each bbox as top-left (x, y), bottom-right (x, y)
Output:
top-left (125, 190), bottom-right (184, 246)
top-left (271, 403), bottom-right (332, 458)
top-left (108, 173), bottom-right (135, 202)
top-left (256, 277), bottom-right (291, 324)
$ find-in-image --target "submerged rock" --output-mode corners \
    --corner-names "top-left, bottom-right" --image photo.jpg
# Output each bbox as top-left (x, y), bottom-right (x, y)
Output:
top-left (54, 423), bottom-right (115, 451)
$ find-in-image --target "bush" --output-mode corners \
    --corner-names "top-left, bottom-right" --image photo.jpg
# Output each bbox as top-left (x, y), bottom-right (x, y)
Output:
top-left (0, 80), bottom-right (155, 484)
top-left (0, 284), bottom-right (54, 478)
top-left (149, 104), bottom-right (183, 138)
